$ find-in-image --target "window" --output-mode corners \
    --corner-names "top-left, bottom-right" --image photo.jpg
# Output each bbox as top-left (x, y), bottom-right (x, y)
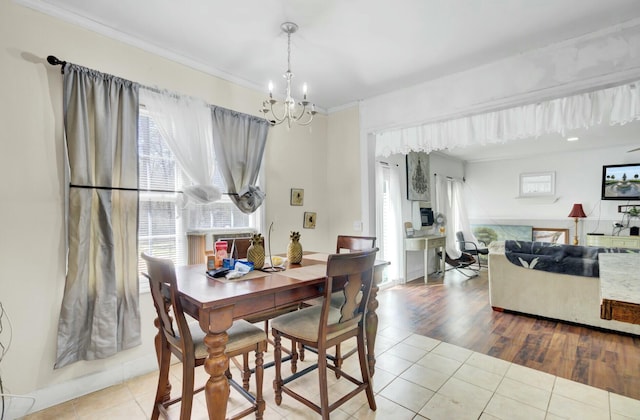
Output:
top-left (137, 109), bottom-right (260, 286)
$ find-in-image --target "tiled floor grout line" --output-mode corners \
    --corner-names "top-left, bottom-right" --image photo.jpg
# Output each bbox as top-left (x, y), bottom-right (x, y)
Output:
top-left (24, 328), bottom-right (639, 419)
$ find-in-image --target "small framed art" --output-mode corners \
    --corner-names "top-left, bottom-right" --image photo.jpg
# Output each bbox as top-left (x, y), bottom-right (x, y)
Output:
top-left (303, 212), bottom-right (316, 229)
top-left (532, 227), bottom-right (569, 244)
top-left (290, 188), bottom-right (304, 206)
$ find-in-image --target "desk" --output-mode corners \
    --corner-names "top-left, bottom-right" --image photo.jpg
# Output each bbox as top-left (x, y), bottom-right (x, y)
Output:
top-left (404, 235), bottom-right (446, 283)
top-left (168, 253), bottom-right (388, 420)
top-left (599, 253), bottom-right (640, 325)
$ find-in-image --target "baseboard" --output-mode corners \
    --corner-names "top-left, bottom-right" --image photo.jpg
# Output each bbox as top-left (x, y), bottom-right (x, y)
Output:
top-left (23, 354), bottom-right (158, 416)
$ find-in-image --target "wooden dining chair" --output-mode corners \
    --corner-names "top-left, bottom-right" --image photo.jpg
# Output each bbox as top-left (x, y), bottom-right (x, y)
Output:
top-left (218, 238), bottom-right (301, 371)
top-left (271, 249), bottom-right (379, 419)
top-left (299, 235), bottom-right (377, 376)
top-left (219, 237), bottom-right (252, 260)
top-left (336, 235), bottom-right (377, 254)
top-left (142, 252), bottom-right (267, 420)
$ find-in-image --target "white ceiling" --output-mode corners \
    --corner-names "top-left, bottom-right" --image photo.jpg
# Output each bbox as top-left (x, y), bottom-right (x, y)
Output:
top-left (25, 0), bottom-right (640, 161)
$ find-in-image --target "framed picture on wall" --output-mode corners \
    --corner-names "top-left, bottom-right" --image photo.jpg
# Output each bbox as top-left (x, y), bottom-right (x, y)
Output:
top-left (303, 212), bottom-right (316, 229)
top-left (406, 151), bottom-right (430, 201)
top-left (532, 227), bottom-right (569, 244)
top-left (290, 188), bottom-right (304, 206)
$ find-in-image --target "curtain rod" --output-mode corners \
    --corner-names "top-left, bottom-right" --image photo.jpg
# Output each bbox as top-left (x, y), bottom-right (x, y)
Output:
top-left (434, 173), bottom-right (465, 182)
top-left (45, 55), bottom-right (257, 121)
top-left (47, 55), bottom-right (67, 74)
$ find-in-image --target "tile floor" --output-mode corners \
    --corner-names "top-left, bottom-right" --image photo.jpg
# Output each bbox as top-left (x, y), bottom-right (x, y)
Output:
top-left (23, 326), bottom-right (640, 419)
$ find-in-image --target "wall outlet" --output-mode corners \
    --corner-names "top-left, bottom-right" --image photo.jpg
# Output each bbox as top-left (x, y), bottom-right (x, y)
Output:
top-left (353, 221), bottom-right (363, 231)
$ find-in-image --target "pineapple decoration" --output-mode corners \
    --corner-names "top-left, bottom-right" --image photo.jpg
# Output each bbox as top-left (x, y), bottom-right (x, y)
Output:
top-left (247, 233), bottom-right (265, 269)
top-left (287, 231), bottom-right (303, 264)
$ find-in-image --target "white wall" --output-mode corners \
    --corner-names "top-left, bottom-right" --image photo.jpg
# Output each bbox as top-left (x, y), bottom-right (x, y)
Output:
top-left (0, 1), bottom-right (341, 413)
top-left (326, 106), bottom-right (364, 239)
top-left (464, 144), bottom-right (640, 242)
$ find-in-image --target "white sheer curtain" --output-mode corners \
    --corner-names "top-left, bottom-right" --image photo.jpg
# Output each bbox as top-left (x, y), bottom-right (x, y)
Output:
top-left (435, 175), bottom-right (476, 259)
top-left (451, 179), bottom-right (480, 247)
top-left (375, 162), bottom-right (404, 283)
top-left (140, 88), bottom-right (221, 205)
top-left (434, 175), bottom-right (460, 259)
top-left (375, 79), bottom-right (640, 157)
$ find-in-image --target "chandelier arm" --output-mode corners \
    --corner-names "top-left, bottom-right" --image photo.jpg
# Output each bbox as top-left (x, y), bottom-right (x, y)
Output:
top-left (296, 109), bottom-right (316, 126)
top-left (292, 102), bottom-right (308, 121)
top-left (268, 102), bottom-right (288, 125)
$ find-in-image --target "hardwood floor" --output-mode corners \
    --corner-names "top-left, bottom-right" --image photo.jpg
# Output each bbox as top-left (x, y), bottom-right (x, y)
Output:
top-left (376, 268), bottom-right (640, 400)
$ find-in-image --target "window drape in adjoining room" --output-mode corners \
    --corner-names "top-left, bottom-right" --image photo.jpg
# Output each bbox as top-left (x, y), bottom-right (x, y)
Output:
top-left (55, 64), bottom-right (141, 368)
top-left (435, 175), bottom-right (477, 260)
top-left (375, 161), bottom-right (404, 283)
top-left (211, 107), bottom-right (270, 214)
top-left (139, 88), bottom-right (221, 206)
top-left (375, 79), bottom-right (640, 157)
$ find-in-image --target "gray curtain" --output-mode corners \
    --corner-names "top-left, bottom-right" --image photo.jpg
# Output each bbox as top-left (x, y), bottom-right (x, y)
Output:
top-left (211, 106), bottom-right (270, 214)
top-left (55, 64), bottom-right (141, 368)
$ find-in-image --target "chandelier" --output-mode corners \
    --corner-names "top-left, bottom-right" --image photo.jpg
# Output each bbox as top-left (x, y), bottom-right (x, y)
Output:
top-left (260, 22), bottom-right (316, 128)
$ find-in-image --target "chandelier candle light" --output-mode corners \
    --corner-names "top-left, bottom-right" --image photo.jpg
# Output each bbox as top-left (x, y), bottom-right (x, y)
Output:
top-left (568, 203), bottom-right (587, 245)
top-left (260, 22), bottom-right (316, 128)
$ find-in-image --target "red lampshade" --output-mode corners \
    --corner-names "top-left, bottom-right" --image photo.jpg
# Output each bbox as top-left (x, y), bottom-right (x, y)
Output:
top-left (568, 203), bottom-right (587, 218)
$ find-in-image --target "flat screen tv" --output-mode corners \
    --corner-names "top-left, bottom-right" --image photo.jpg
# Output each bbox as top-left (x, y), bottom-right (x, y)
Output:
top-left (601, 163), bottom-right (640, 200)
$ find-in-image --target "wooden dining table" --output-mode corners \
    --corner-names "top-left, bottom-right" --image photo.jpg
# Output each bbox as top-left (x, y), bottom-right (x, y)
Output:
top-left (163, 252), bottom-right (388, 420)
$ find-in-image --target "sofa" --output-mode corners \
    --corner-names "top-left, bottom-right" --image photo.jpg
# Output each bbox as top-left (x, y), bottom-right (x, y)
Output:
top-left (488, 240), bottom-right (640, 335)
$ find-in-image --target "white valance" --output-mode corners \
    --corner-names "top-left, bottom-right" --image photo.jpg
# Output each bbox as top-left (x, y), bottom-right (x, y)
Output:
top-left (375, 80), bottom-right (640, 157)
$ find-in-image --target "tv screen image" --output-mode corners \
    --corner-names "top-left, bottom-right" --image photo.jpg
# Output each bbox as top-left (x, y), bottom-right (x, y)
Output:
top-left (602, 163), bottom-right (640, 200)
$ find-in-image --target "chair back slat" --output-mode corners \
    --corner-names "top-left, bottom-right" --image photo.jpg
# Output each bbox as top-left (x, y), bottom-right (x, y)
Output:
top-left (142, 252), bottom-right (193, 355)
top-left (336, 235), bottom-right (376, 254)
top-left (322, 249), bottom-right (378, 333)
top-left (219, 237), bottom-right (252, 259)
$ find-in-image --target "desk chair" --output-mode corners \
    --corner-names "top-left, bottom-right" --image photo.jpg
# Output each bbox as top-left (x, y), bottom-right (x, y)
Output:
top-left (142, 253), bottom-right (266, 420)
top-left (271, 249), bottom-right (379, 420)
top-left (455, 231), bottom-right (488, 270)
top-left (436, 248), bottom-right (480, 278)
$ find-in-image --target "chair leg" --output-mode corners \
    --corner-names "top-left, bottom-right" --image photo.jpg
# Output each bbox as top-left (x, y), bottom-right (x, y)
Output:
top-left (255, 346), bottom-right (265, 420)
top-left (290, 338), bottom-right (298, 374)
top-left (263, 320), bottom-right (269, 350)
top-left (273, 332), bottom-right (283, 406)
top-left (357, 331), bottom-right (376, 411)
top-left (180, 357), bottom-right (196, 420)
top-left (242, 352), bottom-right (251, 391)
top-left (317, 345), bottom-right (330, 420)
top-left (334, 344), bottom-right (342, 378)
top-left (298, 340), bottom-right (305, 361)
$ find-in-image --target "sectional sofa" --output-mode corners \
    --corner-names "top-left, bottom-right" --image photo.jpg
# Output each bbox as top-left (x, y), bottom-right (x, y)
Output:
top-left (488, 240), bottom-right (640, 335)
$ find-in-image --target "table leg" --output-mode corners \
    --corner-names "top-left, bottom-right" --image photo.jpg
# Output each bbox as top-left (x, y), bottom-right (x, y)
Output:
top-left (200, 308), bottom-right (233, 420)
top-left (423, 248), bottom-right (429, 283)
top-left (365, 268), bottom-right (383, 377)
top-left (440, 246), bottom-right (446, 275)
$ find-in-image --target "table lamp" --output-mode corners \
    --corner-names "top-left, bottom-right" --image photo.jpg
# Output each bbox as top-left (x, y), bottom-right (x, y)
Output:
top-left (568, 203), bottom-right (587, 245)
